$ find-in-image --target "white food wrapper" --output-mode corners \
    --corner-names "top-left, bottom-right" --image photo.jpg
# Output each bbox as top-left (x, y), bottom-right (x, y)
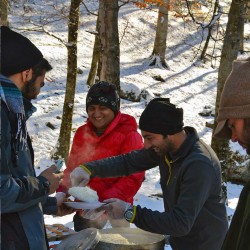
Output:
top-left (68, 186), bottom-right (99, 202)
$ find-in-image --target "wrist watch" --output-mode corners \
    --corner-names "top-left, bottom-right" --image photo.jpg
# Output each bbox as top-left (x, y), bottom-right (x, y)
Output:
top-left (124, 205), bottom-right (135, 222)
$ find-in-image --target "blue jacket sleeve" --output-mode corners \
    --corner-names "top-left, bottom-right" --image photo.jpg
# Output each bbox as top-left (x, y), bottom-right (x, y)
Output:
top-left (0, 108), bottom-right (50, 213)
top-left (42, 196), bottom-right (57, 215)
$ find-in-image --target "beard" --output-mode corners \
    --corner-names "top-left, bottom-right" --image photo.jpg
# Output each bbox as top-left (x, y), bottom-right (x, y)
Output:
top-left (22, 79), bottom-right (38, 100)
top-left (157, 137), bottom-right (176, 156)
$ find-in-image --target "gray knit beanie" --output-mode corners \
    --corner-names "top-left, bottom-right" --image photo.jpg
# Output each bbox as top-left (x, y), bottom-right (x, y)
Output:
top-left (214, 57), bottom-right (250, 139)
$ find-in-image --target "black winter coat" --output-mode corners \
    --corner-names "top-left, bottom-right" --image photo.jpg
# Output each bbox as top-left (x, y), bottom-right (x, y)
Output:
top-left (222, 179), bottom-right (250, 250)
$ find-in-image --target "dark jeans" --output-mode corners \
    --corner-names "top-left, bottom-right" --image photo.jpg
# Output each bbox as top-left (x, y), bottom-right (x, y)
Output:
top-left (1, 213), bottom-right (30, 250)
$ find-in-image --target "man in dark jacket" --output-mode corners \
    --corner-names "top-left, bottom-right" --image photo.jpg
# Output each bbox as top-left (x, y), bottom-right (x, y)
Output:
top-left (0, 26), bottom-right (68, 250)
top-left (70, 98), bottom-right (228, 250)
top-left (214, 57), bottom-right (250, 250)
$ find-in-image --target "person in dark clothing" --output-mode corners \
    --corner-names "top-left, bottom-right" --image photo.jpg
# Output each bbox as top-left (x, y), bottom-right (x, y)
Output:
top-left (0, 26), bottom-right (71, 250)
top-left (70, 98), bottom-right (228, 250)
top-left (214, 57), bottom-right (250, 250)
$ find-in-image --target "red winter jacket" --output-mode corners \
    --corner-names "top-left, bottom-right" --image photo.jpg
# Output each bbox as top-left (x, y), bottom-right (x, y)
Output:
top-left (58, 112), bottom-right (145, 203)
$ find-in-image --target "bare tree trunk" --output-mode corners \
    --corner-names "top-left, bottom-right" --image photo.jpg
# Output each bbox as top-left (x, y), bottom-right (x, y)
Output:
top-left (150, 0), bottom-right (169, 69)
top-left (200, 0), bottom-right (219, 60)
top-left (239, 24), bottom-right (244, 53)
top-left (211, 0), bottom-right (246, 194)
top-left (0, 0), bottom-right (8, 26)
top-left (87, 16), bottom-right (101, 87)
top-left (200, 27), bottom-right (212, 60)
top-left (239, 2), bottom-right (249, 53)
top-left (98, 0), bottom-right (120, 91)
top-left (51, 0), bottom-right (82, 162)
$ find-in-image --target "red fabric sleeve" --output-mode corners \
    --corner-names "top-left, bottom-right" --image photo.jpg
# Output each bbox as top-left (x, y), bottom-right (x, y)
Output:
top-left (100, 131), bottom-right (145, 203)
top-left (57, 125), bottom-right (107, 194)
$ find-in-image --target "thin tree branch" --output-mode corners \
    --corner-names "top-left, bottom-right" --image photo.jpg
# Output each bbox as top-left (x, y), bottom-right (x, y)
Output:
top-left (119, 19), bottom-right (129, 44)
top-left (118, 0), bottom-right (130, 9)
top-left (81, 1), bottom-right (98, 16)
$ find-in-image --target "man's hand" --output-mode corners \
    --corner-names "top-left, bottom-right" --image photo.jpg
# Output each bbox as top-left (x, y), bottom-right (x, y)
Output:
top-left (55, 192), bottom-right (75, 216)
top-left (56, 203), bottom-right (75, 216)
top-left (70, 166), bottom-right (90, 187)
top-left (40, 165), bottom-right (64, 194)
top-left (55, 192), bottom-right (66, 206)
top-left (103, 198), bottom-right (130, 220)
top-left (81, 208), bottom-right (105, 220)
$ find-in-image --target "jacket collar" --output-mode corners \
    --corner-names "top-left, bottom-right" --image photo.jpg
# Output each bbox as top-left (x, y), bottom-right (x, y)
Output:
top-left (86, 111), bottom-right (122, 137)
top-left (168, 126), bottom-right (199, 162)
top-left (22, 97), bottom-right (37, 120)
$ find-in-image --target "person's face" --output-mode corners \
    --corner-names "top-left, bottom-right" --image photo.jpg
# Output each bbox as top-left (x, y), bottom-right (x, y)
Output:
top-left (228, 118), bottom-right (250, 154)
top-left (87, 104), bottom-right (115, 133)
top-left (141, 130), bottom-right (175, 156)
top-left (22, 73), bottom-right (46, 100)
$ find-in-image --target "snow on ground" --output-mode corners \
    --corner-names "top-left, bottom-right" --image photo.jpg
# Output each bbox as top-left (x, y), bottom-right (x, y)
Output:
top-left (8, 0), bottom-right (249, 248)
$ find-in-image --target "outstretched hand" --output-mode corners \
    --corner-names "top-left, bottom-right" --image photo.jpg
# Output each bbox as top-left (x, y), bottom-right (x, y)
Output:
top-left (70, 166), bottom-right (90, 187)
top-left (80, 208), bottom-right (105, 220)
top-left (56, 203), bottom-right (75, 216)
top-left (55, 192), bottom-right (75, 216)
top-left (103, 198), bottom-right (131, 220)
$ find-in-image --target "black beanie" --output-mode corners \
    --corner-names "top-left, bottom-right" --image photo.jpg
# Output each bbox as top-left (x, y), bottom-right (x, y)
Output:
top-left (139, 98), bottom-right (184, 135)
top-left (86, 81), bottom-right (120, 115)
top-left (0, 26), bottom-right (43, 76)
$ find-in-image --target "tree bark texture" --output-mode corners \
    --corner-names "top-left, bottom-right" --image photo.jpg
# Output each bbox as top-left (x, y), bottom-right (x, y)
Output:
top-left (87, 15), bottom-right (101, 87)
top-left (0, 0), bottom-right (8, 26)
top-left (98, 0), bottom-right (120, 91)
top-left (150, 1), bottom-right (169, 69)
top-left (239, 0), bottom-right (247, 53)
top-left (52, 0), bottom-right (82, 162)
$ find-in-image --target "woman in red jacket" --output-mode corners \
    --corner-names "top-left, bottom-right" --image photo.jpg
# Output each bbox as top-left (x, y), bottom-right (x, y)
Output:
top-left (58, 81), bottom-right (145, 231)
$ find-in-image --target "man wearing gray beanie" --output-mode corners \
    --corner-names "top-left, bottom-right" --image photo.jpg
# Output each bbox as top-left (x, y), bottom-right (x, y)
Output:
top-left (0, 26), bottom-right (71, 249)
top-left (70, 98), bottom-right (228, 250)
top-left (214, 57), bottom-right (250, 250)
